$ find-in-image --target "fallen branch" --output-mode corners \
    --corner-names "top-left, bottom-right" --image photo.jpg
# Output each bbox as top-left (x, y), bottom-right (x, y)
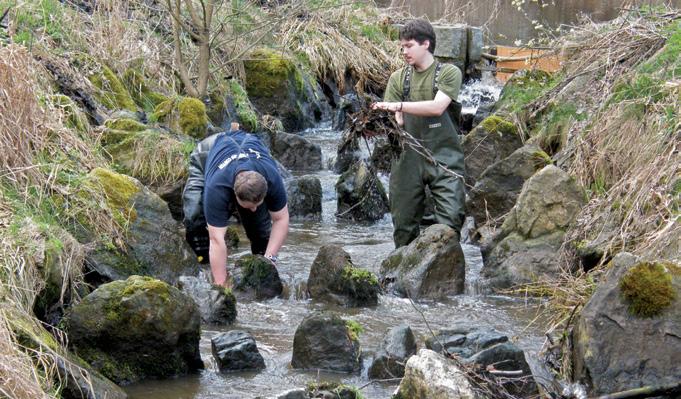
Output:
top-left (593, 381), bottom-right (681, 399)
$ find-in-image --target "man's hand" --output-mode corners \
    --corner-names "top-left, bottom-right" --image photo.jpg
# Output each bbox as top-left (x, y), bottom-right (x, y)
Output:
top-left (371, 101), bottom-right (402, 113)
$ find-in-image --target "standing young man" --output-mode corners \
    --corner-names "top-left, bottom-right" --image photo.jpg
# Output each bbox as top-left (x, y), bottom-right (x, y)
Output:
top-left (372, 19), bottom-right (466, 248)
top-left (183, 128), bottom-right (289, 288)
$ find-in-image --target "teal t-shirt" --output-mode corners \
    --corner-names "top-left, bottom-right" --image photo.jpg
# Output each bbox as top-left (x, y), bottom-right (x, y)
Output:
top-left (384, 61), bottom-right (462, 103)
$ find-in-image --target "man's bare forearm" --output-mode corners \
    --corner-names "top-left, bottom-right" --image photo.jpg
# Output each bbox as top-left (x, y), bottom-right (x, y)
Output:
top-left (265, 217), bottom-right (288, 257)
top-left (209, 235), bottom-right (229, 286)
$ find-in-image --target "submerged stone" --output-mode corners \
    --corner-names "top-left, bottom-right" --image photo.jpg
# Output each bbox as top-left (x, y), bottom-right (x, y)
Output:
top-left (380, 224), bottom-right (465, 299)
top-left (307, 245), bottom-right (380, 307)
top-left (291, 313), bottom-right (361, 373)
top-left (211, 330), bottom-right (265, 372)
top-left (233, 254), bottom-right (283, 300)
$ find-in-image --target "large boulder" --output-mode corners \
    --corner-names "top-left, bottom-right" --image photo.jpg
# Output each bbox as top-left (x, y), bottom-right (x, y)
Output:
top-left (462, 115), bottom-right (523, 187)
top-left (368, 325), bottom-right (417, 379)
top-left (466, 144), bottom-right (551, 225)
top-left (243, 48), bottom-right (327, 132)
top-left (425, 326), bottom-right (537, 397)
top-left (82, 168), bottom-right (199, 285)
top-left (291, 314), bottom-right (362, 373)
top-left (178, 275), bottom-right (237, 324)
top-left (65, 276), bottom-right (203, 384)
top-left (572, 253), bottom-right (681, 395)
top-left (336, 161), bottom-right (389, 222)
top-left (232, 254), bottom-right (283, 300)
top-left (380, 224), bottom-right (465, 299)
top-left (394, 349), bottom-right (475, 399)
top-left (307, 245), bottom-right (380, 307)
top-left (286, 175), bottom-right (323, 220)
top-left (482, 165), bottom-right (585, 289)
top-left (211, 330), bottom-right (265, 372)
top-left (270, 131), bottom-right (323, 171)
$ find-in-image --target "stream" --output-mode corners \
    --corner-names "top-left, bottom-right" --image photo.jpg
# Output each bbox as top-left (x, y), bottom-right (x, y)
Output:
top-left (124, 80), bottom-right (548, 399)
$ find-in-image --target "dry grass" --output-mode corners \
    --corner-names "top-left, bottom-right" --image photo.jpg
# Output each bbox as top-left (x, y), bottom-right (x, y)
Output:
top-left (280, 4), bottom-right (401, 94)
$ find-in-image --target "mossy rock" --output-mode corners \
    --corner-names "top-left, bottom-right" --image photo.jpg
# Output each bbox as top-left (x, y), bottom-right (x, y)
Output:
top-left (86, 167), bottom-right (140, 224)
top-left (178, 97), bottom-right (208, 139)
top-left (620, 261), bottom-right (678, 317)
top-left (122, 68), bottom-right (168, 112)
top-left (244, 47), bottom-right (298, 97)
top-left (480, 115), bottom-right (518, 136)
top-left (65, 275), bottom-right (203, 384)
top-left (243, 47), bottom-right (323, 131)
top-left (291, 313), bottom-right (362, 373)
top-left (104, 117), bottom-right (146, 133)
top-left (82, 169), bottom-right (199, 284)
top-left (152, 97), bottom-right (208, 139)
top-left (306, 381), bottom-right (364, 399)
top-left (233, 254), bottom-right (283, 299)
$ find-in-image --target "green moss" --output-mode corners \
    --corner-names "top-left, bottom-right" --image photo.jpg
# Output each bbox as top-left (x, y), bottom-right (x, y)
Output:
top-left (620, 261), bottom-right (677, 317)
top-left (237, 254), bottom-right (272, 282)
top-left (51, 94), bottom-right (89, 132)
top-left (382, 253), bottom-right (403, 271)
top-left (480, 115), bottom-right (518, 136)
top-left (87, 168), bottom-right (140, 223)
top-left (123, 68), bottom-right (168, 112)
top-left (120, 276), bottom-right (171, 302)
top-left (228, 79), bottom-right (259, 131)
top-left (345, 319), bottom-right (363, 342)
top-left (104, 118), bottom-right (146, 132)
top-left (342, 265), bottom-right (378, 286)
top-left (225, 225), bottom-right (240, 248)
top-left (178, 97), bottom-right (208, 139)
top-left (244, 48), bottom-right (298, 97)
top-left (151, 98), bottom-right (176, 122)
top-left (88, 63), bottom-right (137, 112)
top-left (532, 150), bottom-right (553, 168)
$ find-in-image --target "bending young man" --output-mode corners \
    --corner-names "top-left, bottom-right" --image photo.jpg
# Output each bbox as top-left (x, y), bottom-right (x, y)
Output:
top-left (372, 19), bottom-right (466, 248)
top-left (184, 128), bottom-right (289, 287)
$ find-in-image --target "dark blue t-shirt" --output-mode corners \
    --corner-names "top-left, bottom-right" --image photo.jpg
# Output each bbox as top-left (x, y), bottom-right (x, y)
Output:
top-left (203, 131), bottom-right (287, 227)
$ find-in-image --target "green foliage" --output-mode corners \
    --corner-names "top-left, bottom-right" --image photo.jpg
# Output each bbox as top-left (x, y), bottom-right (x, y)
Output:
top-left (620, 261), bottom-right (677, 317)
top-left (178, 97), bottom-right (208, 139)
top-left (4, 0), bottom-right (66, 46)
top-left (480, 115), bottom-right (518, 136)
top-left (345, 319), bottom-right (363, 342)
top-left (227, 79), bottom-right (259, 131)
top-left (639, 22), bottom-right (681, 80)
top-left (497, 70), bottom-right (559, 114)
top-left (533, 102), bottom-right (585, 153)
top-left (611, 74), bottom-right (666, 103)
top-left (341, 265), bottom-right (378, 286)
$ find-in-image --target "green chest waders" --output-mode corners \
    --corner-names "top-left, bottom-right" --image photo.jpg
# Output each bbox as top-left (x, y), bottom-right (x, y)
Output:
top-left (388, 63), bottom-right (466, 248)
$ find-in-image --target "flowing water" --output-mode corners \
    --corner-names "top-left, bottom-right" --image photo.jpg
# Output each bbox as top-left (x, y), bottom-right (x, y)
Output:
top-left (124, 83), bottom-right (550, 398)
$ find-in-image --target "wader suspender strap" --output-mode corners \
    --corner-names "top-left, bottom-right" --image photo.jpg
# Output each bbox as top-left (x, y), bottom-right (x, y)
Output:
top-left (401, 62), bottom-right (462, 113)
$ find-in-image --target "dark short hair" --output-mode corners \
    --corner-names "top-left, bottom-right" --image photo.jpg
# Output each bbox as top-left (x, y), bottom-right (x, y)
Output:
top-left (234, 171), bottom-right (267, 203)
top-left (399, 19), bottom-right (436, 54)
